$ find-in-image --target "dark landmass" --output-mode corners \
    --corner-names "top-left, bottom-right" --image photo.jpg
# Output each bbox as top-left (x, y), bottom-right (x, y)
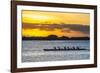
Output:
top-left (22, 35), bottom-right (90, 40)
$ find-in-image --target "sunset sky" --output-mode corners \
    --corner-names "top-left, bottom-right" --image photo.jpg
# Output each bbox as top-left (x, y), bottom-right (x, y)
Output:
top-left (22, 10), bottom-right (90, 37)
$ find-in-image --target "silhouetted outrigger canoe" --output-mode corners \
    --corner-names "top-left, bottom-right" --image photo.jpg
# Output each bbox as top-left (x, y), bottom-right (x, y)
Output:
top-left (43, 46), bottom-right (89, 51)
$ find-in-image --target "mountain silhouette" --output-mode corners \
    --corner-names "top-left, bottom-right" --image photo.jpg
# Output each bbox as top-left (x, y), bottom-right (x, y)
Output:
top-left (22, 35), bottom-right (90, 40)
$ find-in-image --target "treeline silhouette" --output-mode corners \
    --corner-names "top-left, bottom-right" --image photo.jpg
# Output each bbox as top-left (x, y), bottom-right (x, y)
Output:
top-left (22, 35), bottom-right (90, 40)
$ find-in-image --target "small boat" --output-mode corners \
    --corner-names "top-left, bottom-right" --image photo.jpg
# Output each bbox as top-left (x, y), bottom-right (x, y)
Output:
top-left (43, 46), bottom-right (88, 51)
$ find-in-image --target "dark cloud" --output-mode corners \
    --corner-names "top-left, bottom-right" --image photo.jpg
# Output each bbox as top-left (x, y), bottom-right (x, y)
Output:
top-left (61, 24), bottom-right (90, 34)
top-left (23, 23), bottom-right (89, 34)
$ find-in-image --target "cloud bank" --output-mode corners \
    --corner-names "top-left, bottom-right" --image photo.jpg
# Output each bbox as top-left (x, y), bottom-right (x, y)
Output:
top-left (23, 23), bottom-right (90, 35)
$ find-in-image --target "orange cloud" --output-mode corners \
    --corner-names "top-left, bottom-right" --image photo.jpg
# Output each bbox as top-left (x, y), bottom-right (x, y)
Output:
top-left (22, 10), bottom-right (90, 25)
top-left (22, 10), bottom-right (90, 37)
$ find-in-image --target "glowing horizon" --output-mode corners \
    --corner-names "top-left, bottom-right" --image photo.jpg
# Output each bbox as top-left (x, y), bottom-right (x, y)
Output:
top-left (22, 10), bottom-right (90, 37)
top-left (22, 10), bottom-right (90, 25)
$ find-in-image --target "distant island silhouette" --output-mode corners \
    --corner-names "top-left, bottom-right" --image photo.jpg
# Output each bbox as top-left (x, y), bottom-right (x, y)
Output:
top-left (22, 35), bottom-right (90, 40)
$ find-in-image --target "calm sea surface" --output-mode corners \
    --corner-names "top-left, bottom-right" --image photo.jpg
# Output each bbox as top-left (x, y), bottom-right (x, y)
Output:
top-left (22, 40), bottom-right (90, 62)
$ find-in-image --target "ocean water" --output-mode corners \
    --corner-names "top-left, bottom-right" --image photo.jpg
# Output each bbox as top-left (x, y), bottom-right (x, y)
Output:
top-left (22, 40), bottom-right (90, 62)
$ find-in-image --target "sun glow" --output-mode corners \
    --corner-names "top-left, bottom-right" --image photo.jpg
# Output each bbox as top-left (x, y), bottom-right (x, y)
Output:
top-left (22, 10), bottom-right (90, 37)
top-left (22, 28), bottom-right (89, 37)
top-left (22, 10), bottom-right (90, 25)
top-left (22, 11), bottom-right (59, 24)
